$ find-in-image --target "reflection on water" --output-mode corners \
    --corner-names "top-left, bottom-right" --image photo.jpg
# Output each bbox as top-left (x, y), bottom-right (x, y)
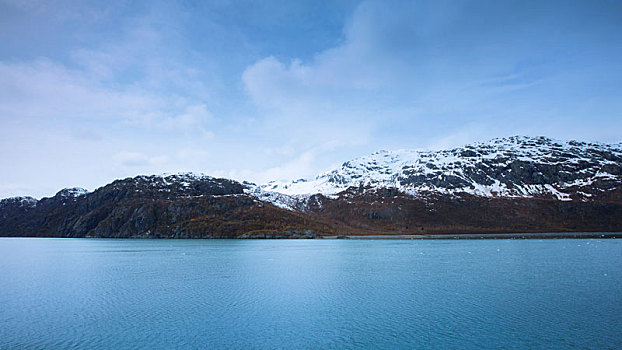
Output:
top-left (1, 238), bottom-right (621, 349)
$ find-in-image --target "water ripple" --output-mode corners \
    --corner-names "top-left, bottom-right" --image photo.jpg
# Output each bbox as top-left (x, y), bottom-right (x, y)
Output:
top-left (1, 238), bottom-right (621, 349)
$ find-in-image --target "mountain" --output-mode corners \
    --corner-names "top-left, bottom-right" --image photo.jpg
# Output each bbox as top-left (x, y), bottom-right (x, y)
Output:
top-left (0, 173), bottom-right (336, 238)
top-left (262, 136), bottom-right (621, 201)
top-left (1, 136), bottom-right (621, 238)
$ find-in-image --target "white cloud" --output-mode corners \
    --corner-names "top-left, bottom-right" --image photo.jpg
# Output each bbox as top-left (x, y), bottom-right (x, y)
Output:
top-left (241, 1), bottom-right (459, 113)
top-left (124, 104), bottom-right (214, 137)
top-left (215, 150), bottom-right (319, 185)
top-left (257, 150), bottom-right (317, 183)
top-left (112, 151), bottom-right (169, 167)
top-left (0, 6), bottom-right (214, 131)
top-left (2, 0), bottom-right (621, 199)
top-left (112, 151), bottom-right (149, 167)
top-left (0, 58), bottom-right (155, 121)
top-left (0, 7), bottom-right (222, 198)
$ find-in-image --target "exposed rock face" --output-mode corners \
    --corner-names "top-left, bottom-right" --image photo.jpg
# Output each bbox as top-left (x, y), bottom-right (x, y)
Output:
top-left (0, 174), bottom-right (332, 238)
top-left (0, 196), bottom-right (38, 210)
top-left (1, 137), bottom-right (621, 238)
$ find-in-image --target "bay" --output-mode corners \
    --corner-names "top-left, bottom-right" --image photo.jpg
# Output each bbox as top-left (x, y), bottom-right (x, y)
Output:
top-left (1, 237), bottom-right (621, 349)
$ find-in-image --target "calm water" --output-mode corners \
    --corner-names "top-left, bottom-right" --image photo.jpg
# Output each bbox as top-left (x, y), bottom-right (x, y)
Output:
top-left (1, 238), bottom-right (621, 349)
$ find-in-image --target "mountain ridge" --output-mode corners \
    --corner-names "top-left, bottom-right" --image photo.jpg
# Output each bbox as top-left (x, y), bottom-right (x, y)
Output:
top-left (261, 136), bottom-right (621, 202)
top-left (2, 136), bottom-right (621, 238)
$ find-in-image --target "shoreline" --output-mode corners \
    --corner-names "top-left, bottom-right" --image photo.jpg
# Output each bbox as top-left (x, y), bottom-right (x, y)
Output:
top-left (323, 232), bottom-right (622, 240)
top-left (1, 232), bottom-right (621, 240)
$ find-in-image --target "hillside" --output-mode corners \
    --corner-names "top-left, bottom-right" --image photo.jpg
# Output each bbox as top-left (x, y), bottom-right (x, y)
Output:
top-left (262, 136), bottom-right (621, 201)
top-left (1, 136), bottom-right (621, 238)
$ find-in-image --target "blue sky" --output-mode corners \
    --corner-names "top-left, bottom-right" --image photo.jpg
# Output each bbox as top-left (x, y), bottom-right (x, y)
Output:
top-left (1, 0), bottom-right (621, 198)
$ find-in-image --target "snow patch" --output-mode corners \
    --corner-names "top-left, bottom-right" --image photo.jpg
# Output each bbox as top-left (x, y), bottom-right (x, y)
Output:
top-left (261, 136), bottom-right (621, 201)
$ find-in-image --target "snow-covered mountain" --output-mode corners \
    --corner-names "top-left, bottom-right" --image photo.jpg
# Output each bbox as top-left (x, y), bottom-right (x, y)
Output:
top-left (261, 136), bottom-right (622, 201)
top-left (2, 136), bottom-right (621, 238)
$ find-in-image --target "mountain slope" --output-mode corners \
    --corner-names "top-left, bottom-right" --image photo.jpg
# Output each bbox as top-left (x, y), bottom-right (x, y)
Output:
top-left (0, 173), bottom-right (340, 238)
top-left (262, 136), bottom-right (621, 202)
top-left (1, 136), bottom-right (621, 238)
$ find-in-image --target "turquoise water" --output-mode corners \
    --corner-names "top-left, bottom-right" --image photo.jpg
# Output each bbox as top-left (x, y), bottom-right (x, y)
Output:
top-left (1, 238), bottom-right (621, 349)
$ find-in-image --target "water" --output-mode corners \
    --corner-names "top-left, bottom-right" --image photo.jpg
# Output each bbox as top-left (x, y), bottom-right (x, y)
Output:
top-left (1, 238), bottom-right (621, 349)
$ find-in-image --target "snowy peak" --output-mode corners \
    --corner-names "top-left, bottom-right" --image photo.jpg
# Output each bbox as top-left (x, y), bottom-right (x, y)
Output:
top-left (262, 136), bottom-right (622, 200)
top-left (99, 172), bottom-right (246, 198)
top-left (55, 187), bottom-right (89, 198)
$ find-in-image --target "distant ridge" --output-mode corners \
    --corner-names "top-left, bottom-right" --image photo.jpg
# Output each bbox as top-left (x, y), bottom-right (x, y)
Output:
top-left (2, 136), bottom-right (621, 238)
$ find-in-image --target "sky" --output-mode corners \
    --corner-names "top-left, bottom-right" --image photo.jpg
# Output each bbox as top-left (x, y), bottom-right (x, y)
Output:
top-left (1, 0), bottom-right (622, 198)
